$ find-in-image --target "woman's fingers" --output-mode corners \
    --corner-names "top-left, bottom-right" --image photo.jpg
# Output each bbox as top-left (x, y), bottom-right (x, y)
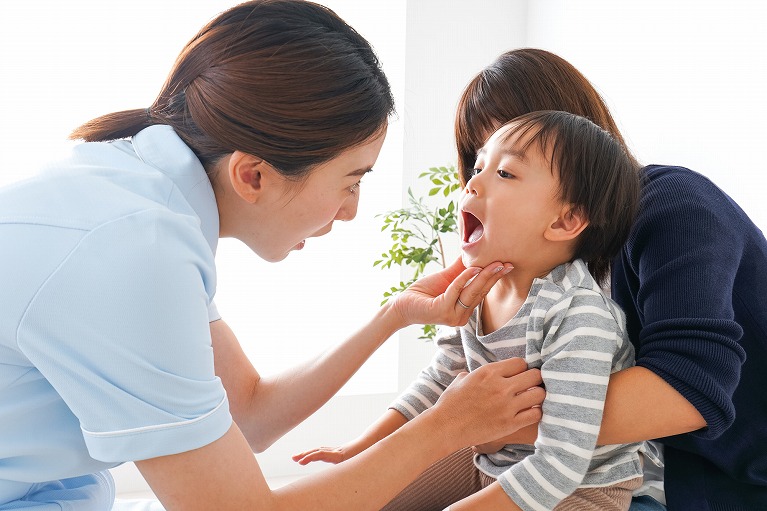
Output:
top-left (433, 358), bottom-right (544, 448)
top-left (390, 257), bottom-right (513, 328)
top-left (487, 356), bottom-right (529, 377)
top-left (450, 260), bottom-right (513, 312)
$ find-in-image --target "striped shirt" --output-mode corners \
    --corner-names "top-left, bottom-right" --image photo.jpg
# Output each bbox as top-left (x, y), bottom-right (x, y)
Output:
top-left (391, 259), bottom-right (643, 511)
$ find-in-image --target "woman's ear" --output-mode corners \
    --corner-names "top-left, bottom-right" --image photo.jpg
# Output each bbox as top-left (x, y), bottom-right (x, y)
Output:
top-left (227, 150), bottom-right (272, 203)
top-left (545, 205), bottom-right (589, 242)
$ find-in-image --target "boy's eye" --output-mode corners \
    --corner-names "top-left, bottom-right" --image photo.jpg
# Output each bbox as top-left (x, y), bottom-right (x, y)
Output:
top-left (497, 169), bottom-right (514, 179)
top-left (471, 168), bottom-right (482, 176)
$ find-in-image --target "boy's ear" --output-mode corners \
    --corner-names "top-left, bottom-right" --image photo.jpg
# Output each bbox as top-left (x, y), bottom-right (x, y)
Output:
top-left (545, 205), bottom-right (589, 241)
top-left (227, 150), bottom-right (274, 203)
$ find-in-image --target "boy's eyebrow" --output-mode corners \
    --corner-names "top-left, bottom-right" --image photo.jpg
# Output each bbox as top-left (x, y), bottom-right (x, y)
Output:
top-left (476, 146), bottom-right (528, 162)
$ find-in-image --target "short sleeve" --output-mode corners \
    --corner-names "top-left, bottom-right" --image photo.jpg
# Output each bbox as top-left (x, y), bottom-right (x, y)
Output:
top-left (208, 299), bottom-right (222, 322)
top-left (17, 209), bottom-right (231, 462)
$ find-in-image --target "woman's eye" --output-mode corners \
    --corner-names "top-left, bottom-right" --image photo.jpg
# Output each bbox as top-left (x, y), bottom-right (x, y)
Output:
top-left (349, 180), bottom-right (362, 195)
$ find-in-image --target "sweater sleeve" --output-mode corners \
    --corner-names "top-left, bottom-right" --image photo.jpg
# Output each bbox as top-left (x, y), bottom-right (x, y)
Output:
top-left (497, 290), bottom-right (624, 510)
top-left (618, 166), bottom-right (746, 438)
top-left (389, 325), bottom-right (466, 420)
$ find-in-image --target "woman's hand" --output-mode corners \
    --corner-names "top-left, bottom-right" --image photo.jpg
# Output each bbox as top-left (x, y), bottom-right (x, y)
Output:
top-left (471, 423), bottom-right (539, 454)
top-left (471, 438), bottom-right (510, 455)
top-left (391, 257), bottom-right (512, 328)
top-left (428, 358), bottom-right (544, 449)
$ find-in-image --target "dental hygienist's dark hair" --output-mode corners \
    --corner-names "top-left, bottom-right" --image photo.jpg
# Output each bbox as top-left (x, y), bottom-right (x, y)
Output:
top-left (70, 0), bottom-right (394, 180)
top-left (499, 110), bottom-right (640, 286)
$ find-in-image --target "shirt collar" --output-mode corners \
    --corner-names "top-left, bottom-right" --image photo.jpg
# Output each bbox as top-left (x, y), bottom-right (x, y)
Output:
top-left (543, 259), bottom-right (599, 293)
top-left (131, 125), bottom-right (219, 255)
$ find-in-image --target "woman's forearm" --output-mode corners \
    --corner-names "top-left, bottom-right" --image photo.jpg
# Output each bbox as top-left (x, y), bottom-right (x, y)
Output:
top-left (488, 366), bottom-right (707, 448)
top-left (213, 303), bottom-right (404, 452)
top-left (165, 357), bottom-right (543, 511)
top-left (215, 260), bottom-right (516, 451)
top-left (598, 366), bottom-right (706, 445)
top-left (275, 408), bottom-right (464, 510)
top-left (137, 412), bottom-right (471, 511)
top-left (276, 361), bottom-right (544, 510)
top-left (249, 303), bottom-right (404, 450)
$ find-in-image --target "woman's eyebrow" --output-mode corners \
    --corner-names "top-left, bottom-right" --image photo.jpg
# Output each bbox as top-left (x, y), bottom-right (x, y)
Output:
top-left (346, 167), bottom-right (373, 177)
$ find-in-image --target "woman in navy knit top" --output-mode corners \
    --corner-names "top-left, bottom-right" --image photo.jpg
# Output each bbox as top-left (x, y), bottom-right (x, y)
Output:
top-left (453, 48), bottom-right (767, 511)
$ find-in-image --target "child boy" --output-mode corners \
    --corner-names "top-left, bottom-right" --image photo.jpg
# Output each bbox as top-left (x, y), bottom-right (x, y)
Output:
top-left (294, 111), bottom-right (644, 511)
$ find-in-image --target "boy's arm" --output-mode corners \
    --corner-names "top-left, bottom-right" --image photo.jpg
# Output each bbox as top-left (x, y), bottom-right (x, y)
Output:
top-left (389, 325), bottom-right (468, 419)
top-left (293, 409), bottom-right (408, 465)
top-left (294, 326), bottom-right (467, 465)
top-left (495, 293), bottom-right (627, 510)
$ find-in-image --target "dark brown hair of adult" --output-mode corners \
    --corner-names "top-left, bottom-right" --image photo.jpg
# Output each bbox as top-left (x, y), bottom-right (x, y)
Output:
top-left (70, 0), bottom-right (395, 179)
top-left (455, 48), bottom-right (637, 186)
top-left (494, 110), bottom-right (640, 285)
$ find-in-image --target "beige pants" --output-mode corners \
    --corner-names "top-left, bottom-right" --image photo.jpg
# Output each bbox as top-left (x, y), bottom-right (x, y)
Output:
top-left (381, 448), bottom-right (642, 511)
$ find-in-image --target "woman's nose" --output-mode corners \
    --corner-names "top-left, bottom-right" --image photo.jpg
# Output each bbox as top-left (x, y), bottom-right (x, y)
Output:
top-left (336, 193), bottom-right (359, 222)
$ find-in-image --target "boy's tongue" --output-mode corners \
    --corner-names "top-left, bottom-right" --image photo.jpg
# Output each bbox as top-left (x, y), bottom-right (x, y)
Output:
top-left (468, 224), bottom-right (484, 243)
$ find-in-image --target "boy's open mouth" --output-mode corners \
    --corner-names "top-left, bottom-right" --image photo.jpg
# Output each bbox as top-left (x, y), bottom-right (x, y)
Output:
top-left (462, 210), bottom-right (484, 244)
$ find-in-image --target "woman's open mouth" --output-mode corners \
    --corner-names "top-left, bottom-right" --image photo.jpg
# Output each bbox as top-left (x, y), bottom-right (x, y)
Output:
top-left (461, 210), bottom-right (484, 246)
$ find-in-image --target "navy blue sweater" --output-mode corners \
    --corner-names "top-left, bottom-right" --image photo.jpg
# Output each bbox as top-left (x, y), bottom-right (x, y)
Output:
top-left (612, 165), bottom-right (767, 511)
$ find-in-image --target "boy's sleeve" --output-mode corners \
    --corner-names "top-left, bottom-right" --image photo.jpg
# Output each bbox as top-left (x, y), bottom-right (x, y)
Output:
top-left (389, 325), bottom-right (466, 420)
top-left (497, 292), bottom-right (621, 510)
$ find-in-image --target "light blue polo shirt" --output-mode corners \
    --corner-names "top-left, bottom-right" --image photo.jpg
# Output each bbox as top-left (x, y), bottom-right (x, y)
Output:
top-left (0, 125), bottom-right (232, 509)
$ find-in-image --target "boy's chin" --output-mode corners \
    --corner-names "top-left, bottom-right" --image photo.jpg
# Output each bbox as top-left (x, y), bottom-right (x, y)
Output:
top-left (461, 252), bottom-right (480, 269)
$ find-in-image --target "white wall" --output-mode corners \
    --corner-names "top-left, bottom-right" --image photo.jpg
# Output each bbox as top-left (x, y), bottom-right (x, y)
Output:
top-left (399, 0), bottom-right (767, 236)
top-left (397, 0), bottom-right (529, 387)
top-left (526, 0), bottom-right (767, 231)
top-left (2, 0), bottom-right (765, 497)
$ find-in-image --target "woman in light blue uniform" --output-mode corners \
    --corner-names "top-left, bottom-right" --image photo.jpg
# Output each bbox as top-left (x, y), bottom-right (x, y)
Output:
top-left (0, 1), bottom-right (545, 510)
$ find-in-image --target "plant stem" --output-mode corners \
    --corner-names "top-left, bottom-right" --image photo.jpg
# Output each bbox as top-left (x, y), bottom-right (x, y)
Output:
top-left (437, 233), bottom-right (446, 268)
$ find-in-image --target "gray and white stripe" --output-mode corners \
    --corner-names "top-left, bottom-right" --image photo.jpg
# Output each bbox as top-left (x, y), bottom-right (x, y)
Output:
top-left (390, 259), bottom-right (643, 511)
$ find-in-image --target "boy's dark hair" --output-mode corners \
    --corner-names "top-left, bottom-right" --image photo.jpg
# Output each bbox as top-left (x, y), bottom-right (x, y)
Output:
top-left (500, 110), bottom-right (640, 285)
top-left (455, 48), bottom-right (638, 187)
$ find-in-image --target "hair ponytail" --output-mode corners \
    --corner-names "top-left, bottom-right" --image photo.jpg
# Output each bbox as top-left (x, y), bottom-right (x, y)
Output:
top-left (70, 108), bottom-right (154, 143)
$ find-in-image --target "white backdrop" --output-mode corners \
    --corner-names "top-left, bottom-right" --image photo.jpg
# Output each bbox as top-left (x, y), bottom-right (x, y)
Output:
top-left (526, 0), bottom-right (767, 232)
top-left (1, 0), bottom-right (765, 496)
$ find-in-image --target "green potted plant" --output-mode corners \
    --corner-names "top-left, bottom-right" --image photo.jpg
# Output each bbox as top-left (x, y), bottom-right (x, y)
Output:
top-left (374, 165), bottom-right (462, 341)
